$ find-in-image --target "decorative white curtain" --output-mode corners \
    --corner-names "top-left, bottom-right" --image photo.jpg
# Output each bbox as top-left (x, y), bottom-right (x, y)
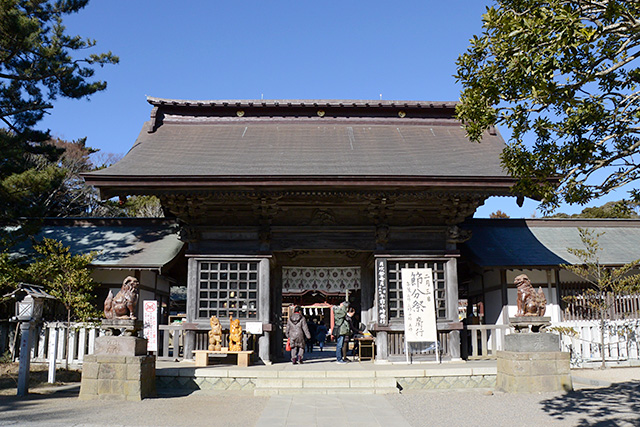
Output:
top-left (282, 267), bottom-right (361, 293)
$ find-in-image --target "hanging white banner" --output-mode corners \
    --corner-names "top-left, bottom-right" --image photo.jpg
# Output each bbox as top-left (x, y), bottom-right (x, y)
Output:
top-left (143, 300), bottom-right (158, 352)
top-left (401, 268), bottom-right (437, 343)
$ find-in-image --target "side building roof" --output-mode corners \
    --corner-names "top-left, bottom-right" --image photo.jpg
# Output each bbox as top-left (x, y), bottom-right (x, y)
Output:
top-left (84, 98), bottom-right (514, 198)
top-left (462, 218), bottom-right (640, 268)
top-left (10, 218), bottom-right (184, 272)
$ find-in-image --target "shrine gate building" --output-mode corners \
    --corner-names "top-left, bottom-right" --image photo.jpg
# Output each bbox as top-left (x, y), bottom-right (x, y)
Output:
top-left (84, 98), bottom-right (515, 363)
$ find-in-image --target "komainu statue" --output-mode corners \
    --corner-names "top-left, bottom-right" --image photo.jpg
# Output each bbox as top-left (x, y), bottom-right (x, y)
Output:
top-left (208, 316), bottom-right (222, 351)
top-left (229, 316), bottom-right (242, 351)
top-left (515, 274), bottom-right (547, 317)
top-left (104, 276), bottom-right (140, 319)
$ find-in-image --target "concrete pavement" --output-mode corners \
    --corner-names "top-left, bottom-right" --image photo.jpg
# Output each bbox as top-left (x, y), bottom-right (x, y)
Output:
top-left (1, 367), bottom-right (639, 426)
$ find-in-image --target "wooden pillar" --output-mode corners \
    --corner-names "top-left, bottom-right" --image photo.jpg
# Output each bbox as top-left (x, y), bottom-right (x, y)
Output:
top-left (184, 258), bottom-right (197, 359)
top-left (361, 260), bottom-right (375, 326)
top-left (446, 258), bottom-right (461, 359)
top-left (257, 258), bottom-right (271, 364)
top-left (270, 261), bottom-right (283, 362)
top-left (500, 269), bottom-right (509, 323)
top-left (374, 257), bottom-right (388, 361)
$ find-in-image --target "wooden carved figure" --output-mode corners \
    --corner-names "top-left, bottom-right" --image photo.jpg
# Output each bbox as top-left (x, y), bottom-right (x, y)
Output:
top-left (208, 316), bottom-right (222, 351)
top-left (104, 276), bottom-right (140, 319)
top-left (229, 316), bottom-right (243, 351)
top-left (515, 274), bottom-right (547, 316)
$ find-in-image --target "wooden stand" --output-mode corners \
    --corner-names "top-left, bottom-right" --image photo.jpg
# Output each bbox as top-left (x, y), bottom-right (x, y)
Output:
top-left (356, 337), bottom-right (375, 362)
top-left (193, 349), bottom-right (254, 367)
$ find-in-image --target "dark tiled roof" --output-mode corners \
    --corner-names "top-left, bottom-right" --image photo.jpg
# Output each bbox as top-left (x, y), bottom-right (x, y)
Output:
top-left (10, 218), bottom-right (183, 270)
top-left (462, 218), bottom-right (640, 267)
top-left (86, 98), bottom-right (509, 181)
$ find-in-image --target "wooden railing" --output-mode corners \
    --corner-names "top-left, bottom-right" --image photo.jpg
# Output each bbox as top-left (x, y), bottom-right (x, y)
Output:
top-left (560, 283), bottom-right (640, 321)
top-left (157, 324), bottom-right (256, 361)
top-left (158, 324), bottom-right (185, 360)
top-left (386, 331), bottom-right (450, 360)
top-left (464, 324), bottom-right (510, 360)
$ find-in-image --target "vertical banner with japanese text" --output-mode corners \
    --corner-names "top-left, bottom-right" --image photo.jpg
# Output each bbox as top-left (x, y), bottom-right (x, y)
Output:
top-left (401, 268), bottom-right (437, 342)
top-left (143, 300), bottom-right (158, 352)
top-left (376, 259), bottom-right (388, 326)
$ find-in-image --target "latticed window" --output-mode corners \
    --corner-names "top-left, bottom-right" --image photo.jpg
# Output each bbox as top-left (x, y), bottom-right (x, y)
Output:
top-left (387, 260), bottom-right (447, 320)
top-left (197, 261), bottom-right (259, 320)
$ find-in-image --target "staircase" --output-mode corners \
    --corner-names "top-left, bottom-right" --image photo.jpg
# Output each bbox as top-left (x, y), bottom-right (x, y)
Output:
top-left (253, 371), bottom-right (399, 396)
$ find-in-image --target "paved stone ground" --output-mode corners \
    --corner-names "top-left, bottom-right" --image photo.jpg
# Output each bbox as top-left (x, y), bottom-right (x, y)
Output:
top-left (1, 367), bottom-right (639, 426)
top-left (0, 387), bottom-right (268, 427)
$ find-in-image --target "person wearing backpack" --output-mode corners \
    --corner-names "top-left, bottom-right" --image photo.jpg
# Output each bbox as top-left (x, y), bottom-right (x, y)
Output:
top-left (332, 301), bottom-right (350, 363)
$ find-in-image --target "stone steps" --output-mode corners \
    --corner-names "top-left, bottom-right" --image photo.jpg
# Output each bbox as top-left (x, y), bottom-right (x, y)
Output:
top-left (253, 376), bottom-right (399, 396)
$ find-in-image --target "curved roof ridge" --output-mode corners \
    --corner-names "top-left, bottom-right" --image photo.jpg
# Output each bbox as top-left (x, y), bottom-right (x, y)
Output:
top-left (146, 96), bottom-right (458, 109)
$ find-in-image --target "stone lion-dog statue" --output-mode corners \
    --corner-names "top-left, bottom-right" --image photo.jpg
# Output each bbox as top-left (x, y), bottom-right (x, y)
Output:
top-left (104, 276), bottom-right (140, 319)
top-left (229, 316), bottom-right (243, 351)
top-left (208, 316), bottom-right (223, 351)
top-left (515, 274), bottom-right (547, 316)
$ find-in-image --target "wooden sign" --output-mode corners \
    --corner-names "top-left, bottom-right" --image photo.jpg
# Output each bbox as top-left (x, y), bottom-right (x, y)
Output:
top-left (401, 268), bottom-right (437, 342)
top-left (376, 259), bottom-right (388, 326)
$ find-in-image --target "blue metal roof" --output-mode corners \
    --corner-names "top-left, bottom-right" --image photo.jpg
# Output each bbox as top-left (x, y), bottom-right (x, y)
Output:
top-left (462, 219), bottom-right (640, 267)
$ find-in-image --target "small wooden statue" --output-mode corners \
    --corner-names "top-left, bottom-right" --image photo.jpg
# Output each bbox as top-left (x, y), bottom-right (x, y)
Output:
top-left (229, 316), bottom-right (242, 351)
top-left (208, 316), bottom-right (222, 351)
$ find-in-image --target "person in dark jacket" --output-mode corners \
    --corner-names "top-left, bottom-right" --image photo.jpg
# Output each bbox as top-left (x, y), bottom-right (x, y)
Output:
top-left (286, 306), bottom-right (311, 364)
top-left (316, 321), bottom-right (328, 352)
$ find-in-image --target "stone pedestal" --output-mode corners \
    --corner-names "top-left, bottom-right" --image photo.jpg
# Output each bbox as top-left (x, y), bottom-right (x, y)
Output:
top-left (496, 319), bottom-right (572, 393)
top-left (79, 354), bottom-right (155, 401)
top-left (79, 319), bottom-right (155, 400)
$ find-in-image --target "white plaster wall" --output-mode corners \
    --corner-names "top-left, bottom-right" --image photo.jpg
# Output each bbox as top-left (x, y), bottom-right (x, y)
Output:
top-left (92, 269), bottom-right (135, 286)
top-left (558, 269), bottom-right (585, 282)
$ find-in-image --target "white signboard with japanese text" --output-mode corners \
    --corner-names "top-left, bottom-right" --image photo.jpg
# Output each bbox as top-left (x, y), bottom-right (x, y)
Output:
top-left (401, 268), bottom-right (437, 343)
top-left (143, 300), bottom-right (158, 352)
top-left (246, 321), bottom-right (263, 335)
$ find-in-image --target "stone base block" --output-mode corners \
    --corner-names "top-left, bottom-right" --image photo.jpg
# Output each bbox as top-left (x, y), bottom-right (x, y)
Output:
top-left (95, 336), bottom-right (147, 356)
top-left (496, 350), bottom-right (572, 393)
top-left (504, 333), bottom-right (559, 352)
top-left (79, 354), bottom-right (155, 400)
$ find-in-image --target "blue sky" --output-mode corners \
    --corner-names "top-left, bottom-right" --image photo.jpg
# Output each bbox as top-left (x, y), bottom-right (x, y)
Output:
top-left (37, 1), bottom-right (625, 218)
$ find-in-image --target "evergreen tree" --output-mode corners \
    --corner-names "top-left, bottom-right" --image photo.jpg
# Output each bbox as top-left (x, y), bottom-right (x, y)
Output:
top-left (456, 1), bottom-right (640, 212)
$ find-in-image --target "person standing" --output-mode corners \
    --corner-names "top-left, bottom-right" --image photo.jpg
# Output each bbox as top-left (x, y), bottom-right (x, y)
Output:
top-left (306, 317), bottom-right (317, 353)
top-left (316, 321), bottom-right (328, 352)
top-left (286, 306), bottom-right (311, 364)
top-left (332, 301), bottom-right (350, 363)
top-left (342, 307), bottom-right (357, 361)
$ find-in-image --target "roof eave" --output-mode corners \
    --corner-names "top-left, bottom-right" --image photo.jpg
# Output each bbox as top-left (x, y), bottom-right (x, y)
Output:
top-left (81, 175), bottom-right (517, 198)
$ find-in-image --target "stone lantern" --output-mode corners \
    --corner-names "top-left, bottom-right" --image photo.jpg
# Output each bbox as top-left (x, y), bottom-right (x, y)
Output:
top-left (3, 283), bottom-right (55, 396)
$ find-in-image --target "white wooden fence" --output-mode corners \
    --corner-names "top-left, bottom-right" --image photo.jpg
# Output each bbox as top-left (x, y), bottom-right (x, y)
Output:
top-left (24, 322), bottom-right (185, 365)
top-left (30, 322), bottom-right (102, 366)
top-left (555, 319), bottom-right (640, 367)
top-left (23, 320), bottom-right (640, 368)
top-left (463, 321), bottom-right (640, 367)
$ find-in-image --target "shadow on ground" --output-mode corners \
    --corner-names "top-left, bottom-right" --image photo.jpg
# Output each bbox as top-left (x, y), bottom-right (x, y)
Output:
top-left (540, 380), bottom-right (640, 426)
